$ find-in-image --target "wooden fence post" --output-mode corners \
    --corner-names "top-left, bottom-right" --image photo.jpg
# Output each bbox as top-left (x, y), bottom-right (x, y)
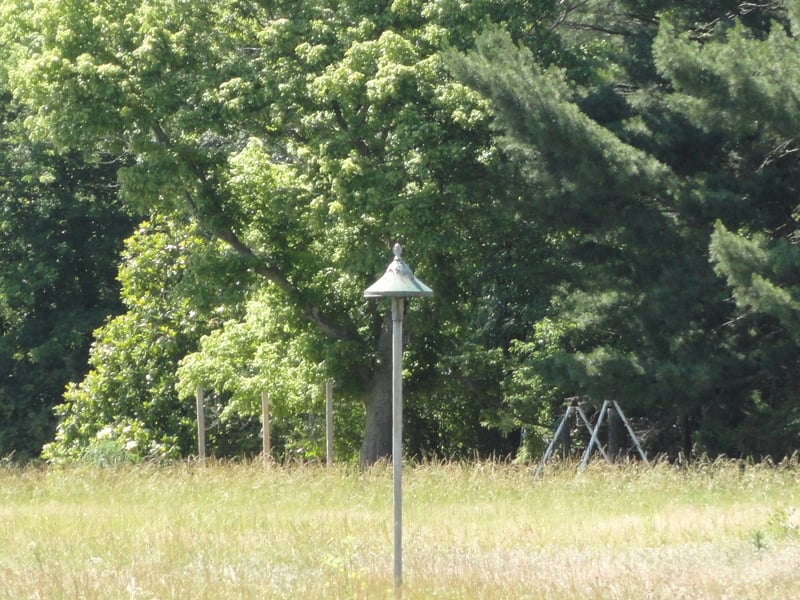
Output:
top-left (325, 380), bottom-right (334, 467)
top-left (196, 387), bottom-right (206, 461)
top-left (262, 391), bottom-right (271, 465)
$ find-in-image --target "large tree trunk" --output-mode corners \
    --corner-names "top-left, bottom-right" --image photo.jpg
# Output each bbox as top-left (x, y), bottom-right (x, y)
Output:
top-left (360, 312), bottom-right (394, 466)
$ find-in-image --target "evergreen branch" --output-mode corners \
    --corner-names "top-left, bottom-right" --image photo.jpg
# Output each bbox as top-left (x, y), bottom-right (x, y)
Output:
top-left (758, 139), bottom-right (799, 172)
top-left (551, 0), bottom-right (657, 35)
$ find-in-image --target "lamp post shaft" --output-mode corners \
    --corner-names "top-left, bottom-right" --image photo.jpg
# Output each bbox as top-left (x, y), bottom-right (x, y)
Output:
top-left (391, 297), bottom-right (404, 590)
top-left (364, 244), bottom-right (432, 592)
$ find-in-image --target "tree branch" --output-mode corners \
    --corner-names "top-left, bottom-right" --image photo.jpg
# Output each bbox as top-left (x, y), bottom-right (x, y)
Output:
top-left (211, 220), bottom-right (357, 341)
top-left (758, 138), bottom-right (798, 172)
top-left (150, 121), bottom-right (358, 342)
top-left (551, 0), bottom-right (657, 35)
top-left (331, 100), bottom-right (373, 158)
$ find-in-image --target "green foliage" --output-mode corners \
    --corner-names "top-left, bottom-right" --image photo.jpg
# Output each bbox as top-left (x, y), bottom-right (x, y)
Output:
top-left (6, 0), bottom-right (800, 463)
top-left (175, 286), bottom-right (368, 461)
top-left (5, 0), bottom-right (571, 463)
top-left (0, 85), bottom-right (134, 459)
top-left (42, 217), bottom-right (250, 463)
top-left (652, 0), bottom-right (800, 457)
top-left (446, 1), bottom-right (800, 460)
top-left (711, 222), bottom-right (800, 336)
top-left (706, 221), bottom-right (800, 457)
top-left (501, 319), bottom-right (578, 454)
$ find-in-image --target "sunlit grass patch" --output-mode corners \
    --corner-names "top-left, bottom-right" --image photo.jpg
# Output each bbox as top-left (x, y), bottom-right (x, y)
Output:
top-left (1, 459), bottom-right (799, 598)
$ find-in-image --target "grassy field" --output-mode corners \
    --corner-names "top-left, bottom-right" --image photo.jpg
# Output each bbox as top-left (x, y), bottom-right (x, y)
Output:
top-left (1, 458), bottom-right (799, 599)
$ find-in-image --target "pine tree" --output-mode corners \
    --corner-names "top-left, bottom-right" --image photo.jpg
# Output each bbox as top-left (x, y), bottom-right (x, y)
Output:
top-left (451, 0), bottom-right (800, 459)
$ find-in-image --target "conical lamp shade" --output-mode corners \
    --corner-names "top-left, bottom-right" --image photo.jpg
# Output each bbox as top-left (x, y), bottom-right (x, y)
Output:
top-left (364, 244), bottom-right (434, 298)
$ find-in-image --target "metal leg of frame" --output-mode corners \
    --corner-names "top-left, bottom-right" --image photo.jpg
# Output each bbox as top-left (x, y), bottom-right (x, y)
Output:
top-left (613, 401), bottom-right (649, 465)
top-left (580, 400), bottom-right (610, 470)
top-left (534, 406), bottom-right (574, 479)
top-left (576, 405), bottom-right (611, 463)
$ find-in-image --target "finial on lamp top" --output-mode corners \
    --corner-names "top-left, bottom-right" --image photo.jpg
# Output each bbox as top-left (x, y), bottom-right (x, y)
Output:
top-left (363, 243), bottom-right (434, 298)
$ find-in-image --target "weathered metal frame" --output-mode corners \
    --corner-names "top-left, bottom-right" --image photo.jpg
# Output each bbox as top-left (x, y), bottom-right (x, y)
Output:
top-left (536, 399), bottom-right (649, 478)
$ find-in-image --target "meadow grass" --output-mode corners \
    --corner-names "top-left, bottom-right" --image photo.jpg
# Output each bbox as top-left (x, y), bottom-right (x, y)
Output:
top-left (0, 458), bottom-right (799, 599)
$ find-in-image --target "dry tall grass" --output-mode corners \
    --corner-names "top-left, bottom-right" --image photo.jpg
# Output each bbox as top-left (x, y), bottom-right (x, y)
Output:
top-left (1, 459), bottom-right (798, 599)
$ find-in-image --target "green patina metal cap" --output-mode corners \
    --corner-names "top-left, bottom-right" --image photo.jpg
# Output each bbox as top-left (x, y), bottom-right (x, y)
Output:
top-left (364, 244), bottom-right (434, 298)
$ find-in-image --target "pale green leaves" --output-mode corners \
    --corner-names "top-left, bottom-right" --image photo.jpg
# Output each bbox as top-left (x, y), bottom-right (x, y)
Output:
top-left (177, 288), bottom-right (325, 419)
top-left (789, 0), bottom-right (800, 35)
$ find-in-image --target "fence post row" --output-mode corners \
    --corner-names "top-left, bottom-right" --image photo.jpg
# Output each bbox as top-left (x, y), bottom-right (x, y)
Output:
top-left (195, 383), bottom-right (335, 465)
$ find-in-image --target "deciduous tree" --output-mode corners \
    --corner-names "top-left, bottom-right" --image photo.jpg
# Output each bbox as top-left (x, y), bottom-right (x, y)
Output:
top-left (8, 0), bottom-right (562, 463)
top-left (0, 90), bottom-right (133, 459)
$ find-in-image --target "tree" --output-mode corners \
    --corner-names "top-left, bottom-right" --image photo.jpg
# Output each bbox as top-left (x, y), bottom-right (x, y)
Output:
top-left (42, 216), bottom-right (253, 462)
top-left (448, 0), bottom-right (800, 459)
top-left (0, 85), bottom-right (133, 459)
top-left (658, 1), bottom-right (800, 457)
top-left (7, 0), bottom-right (565, 463)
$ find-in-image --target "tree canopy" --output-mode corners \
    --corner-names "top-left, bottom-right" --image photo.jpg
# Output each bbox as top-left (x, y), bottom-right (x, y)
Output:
top-left (451, 0), bottom-right (800, 459)
top-left (1, 0), bottom-right (799, 463)
top-left (0, 83), bottom-right (134, 459)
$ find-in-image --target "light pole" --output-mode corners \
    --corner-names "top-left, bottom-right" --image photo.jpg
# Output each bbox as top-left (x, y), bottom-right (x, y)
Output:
top-left (364, 243), bottom-right (433, 591)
